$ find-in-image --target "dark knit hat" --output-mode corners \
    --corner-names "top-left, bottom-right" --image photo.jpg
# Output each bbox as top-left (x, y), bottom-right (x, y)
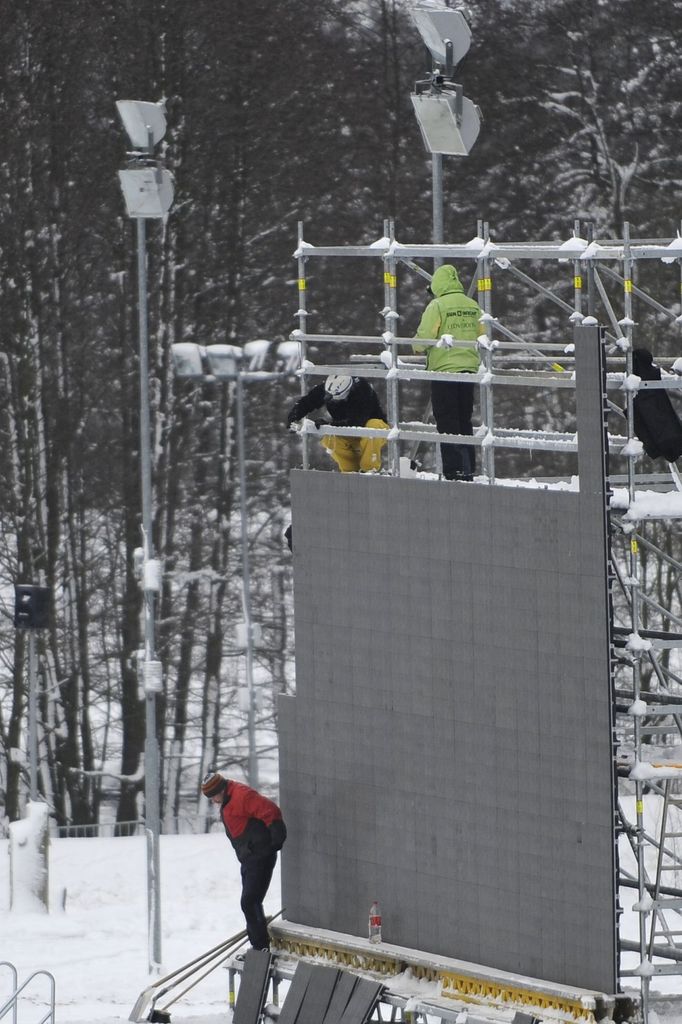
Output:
top-left (201, 771), bottom-right (227, 798)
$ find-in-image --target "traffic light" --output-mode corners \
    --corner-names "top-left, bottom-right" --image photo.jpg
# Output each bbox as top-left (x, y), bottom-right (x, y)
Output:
top-left (14, 585), bottom-right (50, 630)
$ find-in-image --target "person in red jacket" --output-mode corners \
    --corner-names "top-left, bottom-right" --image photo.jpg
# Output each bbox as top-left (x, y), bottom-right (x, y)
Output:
top-left (202, 771), bottom-right (286, 950)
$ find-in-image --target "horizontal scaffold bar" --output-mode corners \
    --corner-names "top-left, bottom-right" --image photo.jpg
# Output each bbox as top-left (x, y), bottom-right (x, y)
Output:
top-left (292, 330), bottom-right (574, 353)
top-left (297, 359), bottom-right (682, 395)
top-left (303, 362), bottom-right (576, 388)
top-left (294, 237), bottom-right (681, 262)
top-left (295, 419), bottom-right (630, 455)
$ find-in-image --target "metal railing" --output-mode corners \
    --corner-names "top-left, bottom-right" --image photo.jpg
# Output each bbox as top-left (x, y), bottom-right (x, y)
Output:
top-left (0, 965), bottom-right (55, 1024)
top-left (49, 814), bottom-right (219, 839)
top-left (51, 819), bottom-right (144, 839)
top-left (0, 965), bottom-right (17, 1024)
top-left (289, 332), bottom-right (682, 487)
top-left (290, 219), bottom-right (682, 490)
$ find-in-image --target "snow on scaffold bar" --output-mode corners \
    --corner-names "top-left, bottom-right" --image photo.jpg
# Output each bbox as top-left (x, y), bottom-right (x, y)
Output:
top-left (294, 332), bottom-right (575, 354)
top-left (293, 235), bottom-right (682, 262)
top-left (269, 921), bottom-right (622, 1024)
top-left (630, 761), bottom-right (682, 781)
top-left (296, 420), bottom-right (585, 453)
top-left (611, 489), bottom-right (682, 521)
top-left (295, 417), bottom-right (637, 455)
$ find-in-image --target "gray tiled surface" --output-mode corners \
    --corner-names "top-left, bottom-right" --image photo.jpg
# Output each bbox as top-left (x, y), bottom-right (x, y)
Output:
top-left (280, 327), bottom-right (616, 992)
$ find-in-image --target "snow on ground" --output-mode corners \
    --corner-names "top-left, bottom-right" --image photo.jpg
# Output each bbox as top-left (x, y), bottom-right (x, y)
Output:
top-left (2, 813), bottom-right (682, 1023)
top-left (1, 831), bottom-right (279, 1023)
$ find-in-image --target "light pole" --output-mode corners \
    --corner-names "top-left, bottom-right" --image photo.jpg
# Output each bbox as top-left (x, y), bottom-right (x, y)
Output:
top-left (409, 3), bottom-right (481, 260)
top-left (116, 98), bottom-right (174, 974)
top-left (233, 368), bottom-right (259, 789)
top-left (171, 342), bottom-right (294, 788)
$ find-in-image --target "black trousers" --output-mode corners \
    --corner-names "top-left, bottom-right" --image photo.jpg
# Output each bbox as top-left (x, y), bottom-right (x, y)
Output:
top-left (240, 851), bottom-right (277, 949)
top-left (430, 378), bottom-right (475, 480)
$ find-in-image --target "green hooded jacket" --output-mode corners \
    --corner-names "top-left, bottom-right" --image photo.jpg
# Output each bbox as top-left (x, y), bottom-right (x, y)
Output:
top-left (413, 264), bottom-right (481, 374)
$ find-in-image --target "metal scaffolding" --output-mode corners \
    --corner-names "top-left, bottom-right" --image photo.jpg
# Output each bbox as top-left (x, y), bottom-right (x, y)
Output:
top-left (289, 219), bottom-right (682, 1022)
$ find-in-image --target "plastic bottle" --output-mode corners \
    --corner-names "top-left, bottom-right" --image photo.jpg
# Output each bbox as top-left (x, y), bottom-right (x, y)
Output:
top-left (368, 900), bottom-right (382, 944)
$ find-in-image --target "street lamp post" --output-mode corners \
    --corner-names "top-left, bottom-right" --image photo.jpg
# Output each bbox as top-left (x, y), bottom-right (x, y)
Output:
top-left (171, 342), bottom-right (295, 788)
top-left (234, 370), bottom-right (259, 789)
top-left (432, 152), bottom-right (444, 270)
top-left (116, 98), bottom-right (174, 974)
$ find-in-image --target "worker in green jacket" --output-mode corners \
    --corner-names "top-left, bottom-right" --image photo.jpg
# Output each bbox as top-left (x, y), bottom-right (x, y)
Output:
top-left (413, 264), bottom-right (481, 481)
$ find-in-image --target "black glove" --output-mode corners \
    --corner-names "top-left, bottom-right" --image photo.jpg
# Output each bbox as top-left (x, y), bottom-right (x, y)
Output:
top-left (286, 406), bottom-right (299, 428)
top-left (269, 819), bottom-right (287, 851)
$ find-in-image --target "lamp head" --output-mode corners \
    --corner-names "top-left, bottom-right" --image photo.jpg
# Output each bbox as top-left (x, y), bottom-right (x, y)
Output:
top-left (118, 168), bottom-right (174, 218)
top-left (204, 345), bottom-right (242, 379)
top-left (409, 5), bottom-right (471, 69)
top-left (171, 343), bottom-right (205, 378)
top-left (116, 99), bottom-right (167, 150)
top-left (171, 343), bottom-right (243, 380)
top-left (410, 90), bottom-right (481, 155)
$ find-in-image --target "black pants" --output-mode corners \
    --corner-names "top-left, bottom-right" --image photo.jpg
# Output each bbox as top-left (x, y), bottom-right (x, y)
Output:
top-left (240, 852), bottom-right (277, 949)
top-left (430, 378), bottom-right (475, 480)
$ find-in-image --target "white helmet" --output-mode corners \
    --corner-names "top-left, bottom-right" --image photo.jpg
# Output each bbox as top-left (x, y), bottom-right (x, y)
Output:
top-left (324, 374), bottom-right (354, 400)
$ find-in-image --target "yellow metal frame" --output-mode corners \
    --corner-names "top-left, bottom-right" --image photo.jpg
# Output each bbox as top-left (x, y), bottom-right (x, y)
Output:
top-left (271, 933), bottom-right (603, 1024)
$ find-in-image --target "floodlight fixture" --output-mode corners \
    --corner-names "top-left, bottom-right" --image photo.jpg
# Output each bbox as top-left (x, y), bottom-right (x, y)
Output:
top-left (116, 99), bottom-right (167, 150)
top-left (171, 343), bottom-right (204, 378)
top-left (204, 344), bottom-right (243, 379)
top-left (171, 343), bottom-right (245, 379)
top-left (243, 339), bottom-right (270, 371)
top-left (118, 168), bottom-right (174, 218)
top-left (411, 89), bottom-right (481, 155)
top-left (277, 340), bottom-right (302, 374)
top-left (410, 5), bottom-right (471, 70)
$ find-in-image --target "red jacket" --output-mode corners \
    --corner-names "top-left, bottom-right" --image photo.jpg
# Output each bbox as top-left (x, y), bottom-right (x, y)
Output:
top-left (220, 780), bottom-right (286, 863)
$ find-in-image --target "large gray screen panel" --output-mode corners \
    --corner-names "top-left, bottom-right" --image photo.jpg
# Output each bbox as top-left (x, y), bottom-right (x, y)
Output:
top-left (280, 327), bottom-right (616, 992)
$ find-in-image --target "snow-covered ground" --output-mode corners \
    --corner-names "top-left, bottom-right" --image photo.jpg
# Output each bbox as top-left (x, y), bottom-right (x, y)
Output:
top-left (1, 830), bottom-right (268, 1023)
top-left (2, 808), bottom-right (682, 1024)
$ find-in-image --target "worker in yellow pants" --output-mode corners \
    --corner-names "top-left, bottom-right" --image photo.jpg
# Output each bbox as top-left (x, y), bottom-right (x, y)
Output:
top-left (321, 418), bottom-right (389, 472)
top-left (287, 375), bottom-right (389, 473)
